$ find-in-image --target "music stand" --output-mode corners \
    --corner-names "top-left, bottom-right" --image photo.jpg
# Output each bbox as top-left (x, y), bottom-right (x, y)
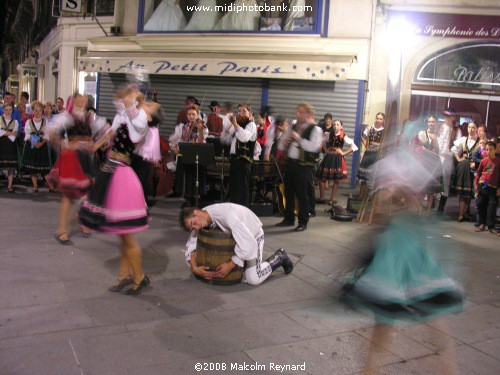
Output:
top-left (178, 142), bottom-right (216, 207)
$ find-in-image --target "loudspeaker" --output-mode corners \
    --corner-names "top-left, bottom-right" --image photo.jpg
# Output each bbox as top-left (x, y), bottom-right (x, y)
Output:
top-left (249, 203), bottom-right (274, 217)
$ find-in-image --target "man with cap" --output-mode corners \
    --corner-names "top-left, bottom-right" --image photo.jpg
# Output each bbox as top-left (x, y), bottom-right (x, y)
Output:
top-left (177, 96), bottom-right (202, 124)
top-left (437, 107), bottom-right (462, 214)
top-left (177, 96), bottom-right (198, 124)
top-left (206, 100), bottom-right (224, 137)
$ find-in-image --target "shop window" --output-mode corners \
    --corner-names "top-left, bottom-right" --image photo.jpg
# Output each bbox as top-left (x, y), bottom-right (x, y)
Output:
top-left (139, 0), bottom-right (321, 34)
top-left (413, 43), bottom-right (500, 91)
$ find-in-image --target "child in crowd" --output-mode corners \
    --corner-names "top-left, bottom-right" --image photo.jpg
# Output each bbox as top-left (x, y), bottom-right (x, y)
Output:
top-left (474, 140), bottom-right (499, 235)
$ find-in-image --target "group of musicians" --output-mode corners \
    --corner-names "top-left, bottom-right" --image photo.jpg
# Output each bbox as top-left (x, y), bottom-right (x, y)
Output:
top-left (167, 97), bottom-right (322, 232)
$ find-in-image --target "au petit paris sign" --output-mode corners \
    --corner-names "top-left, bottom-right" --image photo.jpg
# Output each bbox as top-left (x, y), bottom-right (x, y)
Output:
top-left (79, 57), bottom-right (349, 81)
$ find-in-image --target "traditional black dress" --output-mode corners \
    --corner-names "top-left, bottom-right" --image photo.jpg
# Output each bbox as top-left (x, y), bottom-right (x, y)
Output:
top-left (450, 137), bottom-right (480, 198)
top-left (316, 132), bottom-right (357, 181)
top-left (21, 119), bottom-right (53, 174)
top-left (0, 116), bottom-right (19, 170)
top-left (357, 125), bottom-right (384, 183)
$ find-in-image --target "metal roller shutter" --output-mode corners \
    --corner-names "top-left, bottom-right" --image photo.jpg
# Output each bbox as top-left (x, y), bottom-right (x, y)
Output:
top-left (267, 79), bottom-right (361, 185)
top-left (150, 76), bottom-right (262, 138)
top-left (97, 73), bottom-right (262, 139)
top-left (96, 73), bottom-right (126, 123)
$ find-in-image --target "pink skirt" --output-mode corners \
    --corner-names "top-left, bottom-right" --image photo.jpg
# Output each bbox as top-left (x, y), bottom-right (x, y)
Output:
top-left (79, 163), bottom-right (149, 234)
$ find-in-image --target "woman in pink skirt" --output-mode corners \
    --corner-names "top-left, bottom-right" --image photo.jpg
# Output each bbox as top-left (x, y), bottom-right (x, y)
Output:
top-left (79, 86), bottom-right (161, 295)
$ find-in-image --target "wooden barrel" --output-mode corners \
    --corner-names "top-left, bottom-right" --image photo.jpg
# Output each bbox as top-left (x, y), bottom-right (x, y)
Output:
top-left (195, 228), bottom-right (243, 286)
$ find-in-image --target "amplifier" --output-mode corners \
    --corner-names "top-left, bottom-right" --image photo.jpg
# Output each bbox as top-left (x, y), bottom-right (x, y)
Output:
top-left (249, 203), bottom-right (274, 217)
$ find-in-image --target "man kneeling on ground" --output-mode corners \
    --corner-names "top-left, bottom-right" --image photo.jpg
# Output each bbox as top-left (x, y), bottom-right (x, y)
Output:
top-left (179, 203), bottom-right (293, 285)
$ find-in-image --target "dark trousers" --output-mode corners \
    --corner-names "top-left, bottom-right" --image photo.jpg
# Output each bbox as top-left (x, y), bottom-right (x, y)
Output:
top-left (229, 158), bottom-right (252, 207)
top-left (131, 154), bottom-right (151, 201)
top-left (284, 160), bottom-right (313, 225)
top-left (477, 186), bottom-right (498, 228)
top-left (308, 171), bottom-right (316, 214)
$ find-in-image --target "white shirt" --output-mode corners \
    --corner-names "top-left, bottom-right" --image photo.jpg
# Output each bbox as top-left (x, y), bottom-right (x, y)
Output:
top-left (24, 118), bottom-right (49, 141)
top-left (278, 122), bottom-right (323, 159)
top-left (169, 122), bottom-right (209, 147)
top-left (182, 203), bottom-right (263, 267)
top-left (221, 121), bottom-right (257, 154)
top-left (451, 136), bottom-right (478, 156)
top-left (0, 116), bottom-right (18, 142)
top-left (332, 134), bottom-right (358, 152)
top-left (362, 124), bottom-right (384, 140)
top-left (111, 101), bottom-right (148, 150)
top-left (437, 123), bottom-right (462, 157)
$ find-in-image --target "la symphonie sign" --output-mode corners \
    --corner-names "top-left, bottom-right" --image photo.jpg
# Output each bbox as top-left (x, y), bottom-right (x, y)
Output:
top-left (390, 11), bottom-right (500, 39)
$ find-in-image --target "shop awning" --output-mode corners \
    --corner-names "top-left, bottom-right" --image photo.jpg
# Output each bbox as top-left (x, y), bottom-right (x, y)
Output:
top-left (78, 52), bottom-right (356, 81)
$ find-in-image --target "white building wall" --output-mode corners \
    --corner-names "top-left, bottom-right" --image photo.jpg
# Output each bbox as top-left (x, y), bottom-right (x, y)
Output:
top-left (37, 16), bottom-right (113, 103)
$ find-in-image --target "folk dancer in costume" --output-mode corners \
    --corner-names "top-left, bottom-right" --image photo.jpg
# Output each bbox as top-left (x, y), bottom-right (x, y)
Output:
top-left (411, 115), bottom-right (443, 215)
top-left (436, 107), bottom-right (462, 214)
top-left (275, 103), bottom-right (322, 232)
top-left (46, 95), bottom-right (94, 244)
top-left (169, 104), bottom-right (208, 206)
top-left (176, 96), bottom-right (206, 125)
top-left (21, 101), bottom-right (54, 192)
top-left (221, 103), bottom-right (257, 207)
top-left (356, 112), bottom-right (385, 200)
top-left (451, 122), bottom-right (480, 222)
top-left (0, 104), bottom-right (19, 193)
top-left (179, 203), bottom-right (293, 285)
top-left (79, 85), bottom-right (153, 295)
top-left (263, 117), bottom-right (289, 162)
top-left (131, 99), bottom-right (164, 206)
top-left (256, 106), bottom-right (274, 160)
top-left (315, 119), bottom-right (358, 205)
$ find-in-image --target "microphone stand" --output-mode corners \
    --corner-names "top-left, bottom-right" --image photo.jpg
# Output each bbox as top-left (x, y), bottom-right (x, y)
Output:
top-left (195, 153), bottom-right (200, 207)
top-left (221, 148), bottom-right (225, 202)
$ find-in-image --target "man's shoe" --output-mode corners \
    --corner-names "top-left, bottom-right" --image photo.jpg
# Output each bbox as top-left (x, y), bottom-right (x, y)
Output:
top-left (266, 248), bottom-right (294, 274)
top-left (275, 220), bottom-right (294, 227)
top-left (294, 224), bottom-right (307, 232)
top-left (309, 211), bottom-right (316, 218)
top-left (275, 248), bottom-right (293, 274)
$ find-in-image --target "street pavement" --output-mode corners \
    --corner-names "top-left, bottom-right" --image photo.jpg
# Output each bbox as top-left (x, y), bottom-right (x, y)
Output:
top-left (0, 184), bottom-right (498, 375)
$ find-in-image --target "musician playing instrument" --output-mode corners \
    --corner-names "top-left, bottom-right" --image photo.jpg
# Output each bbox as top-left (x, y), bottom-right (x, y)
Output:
top-left (169, 105), bottom-right (208, 206)
top-left (206, 100), bottom-right (224, 138)
top-left (221, 103), bottom-right (257, 207)
top-left (275, 103), bottom-right (322, 232)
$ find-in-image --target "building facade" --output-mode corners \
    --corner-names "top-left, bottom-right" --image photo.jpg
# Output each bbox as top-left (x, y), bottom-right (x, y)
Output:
top-left (369, 0), bottom-right (500, 137)
top-left (79, 0), bottom-right (374, 186)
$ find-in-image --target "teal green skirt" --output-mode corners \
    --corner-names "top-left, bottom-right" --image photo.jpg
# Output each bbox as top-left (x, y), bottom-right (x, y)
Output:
top-left (342, 216), bottom-right (463, 324)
